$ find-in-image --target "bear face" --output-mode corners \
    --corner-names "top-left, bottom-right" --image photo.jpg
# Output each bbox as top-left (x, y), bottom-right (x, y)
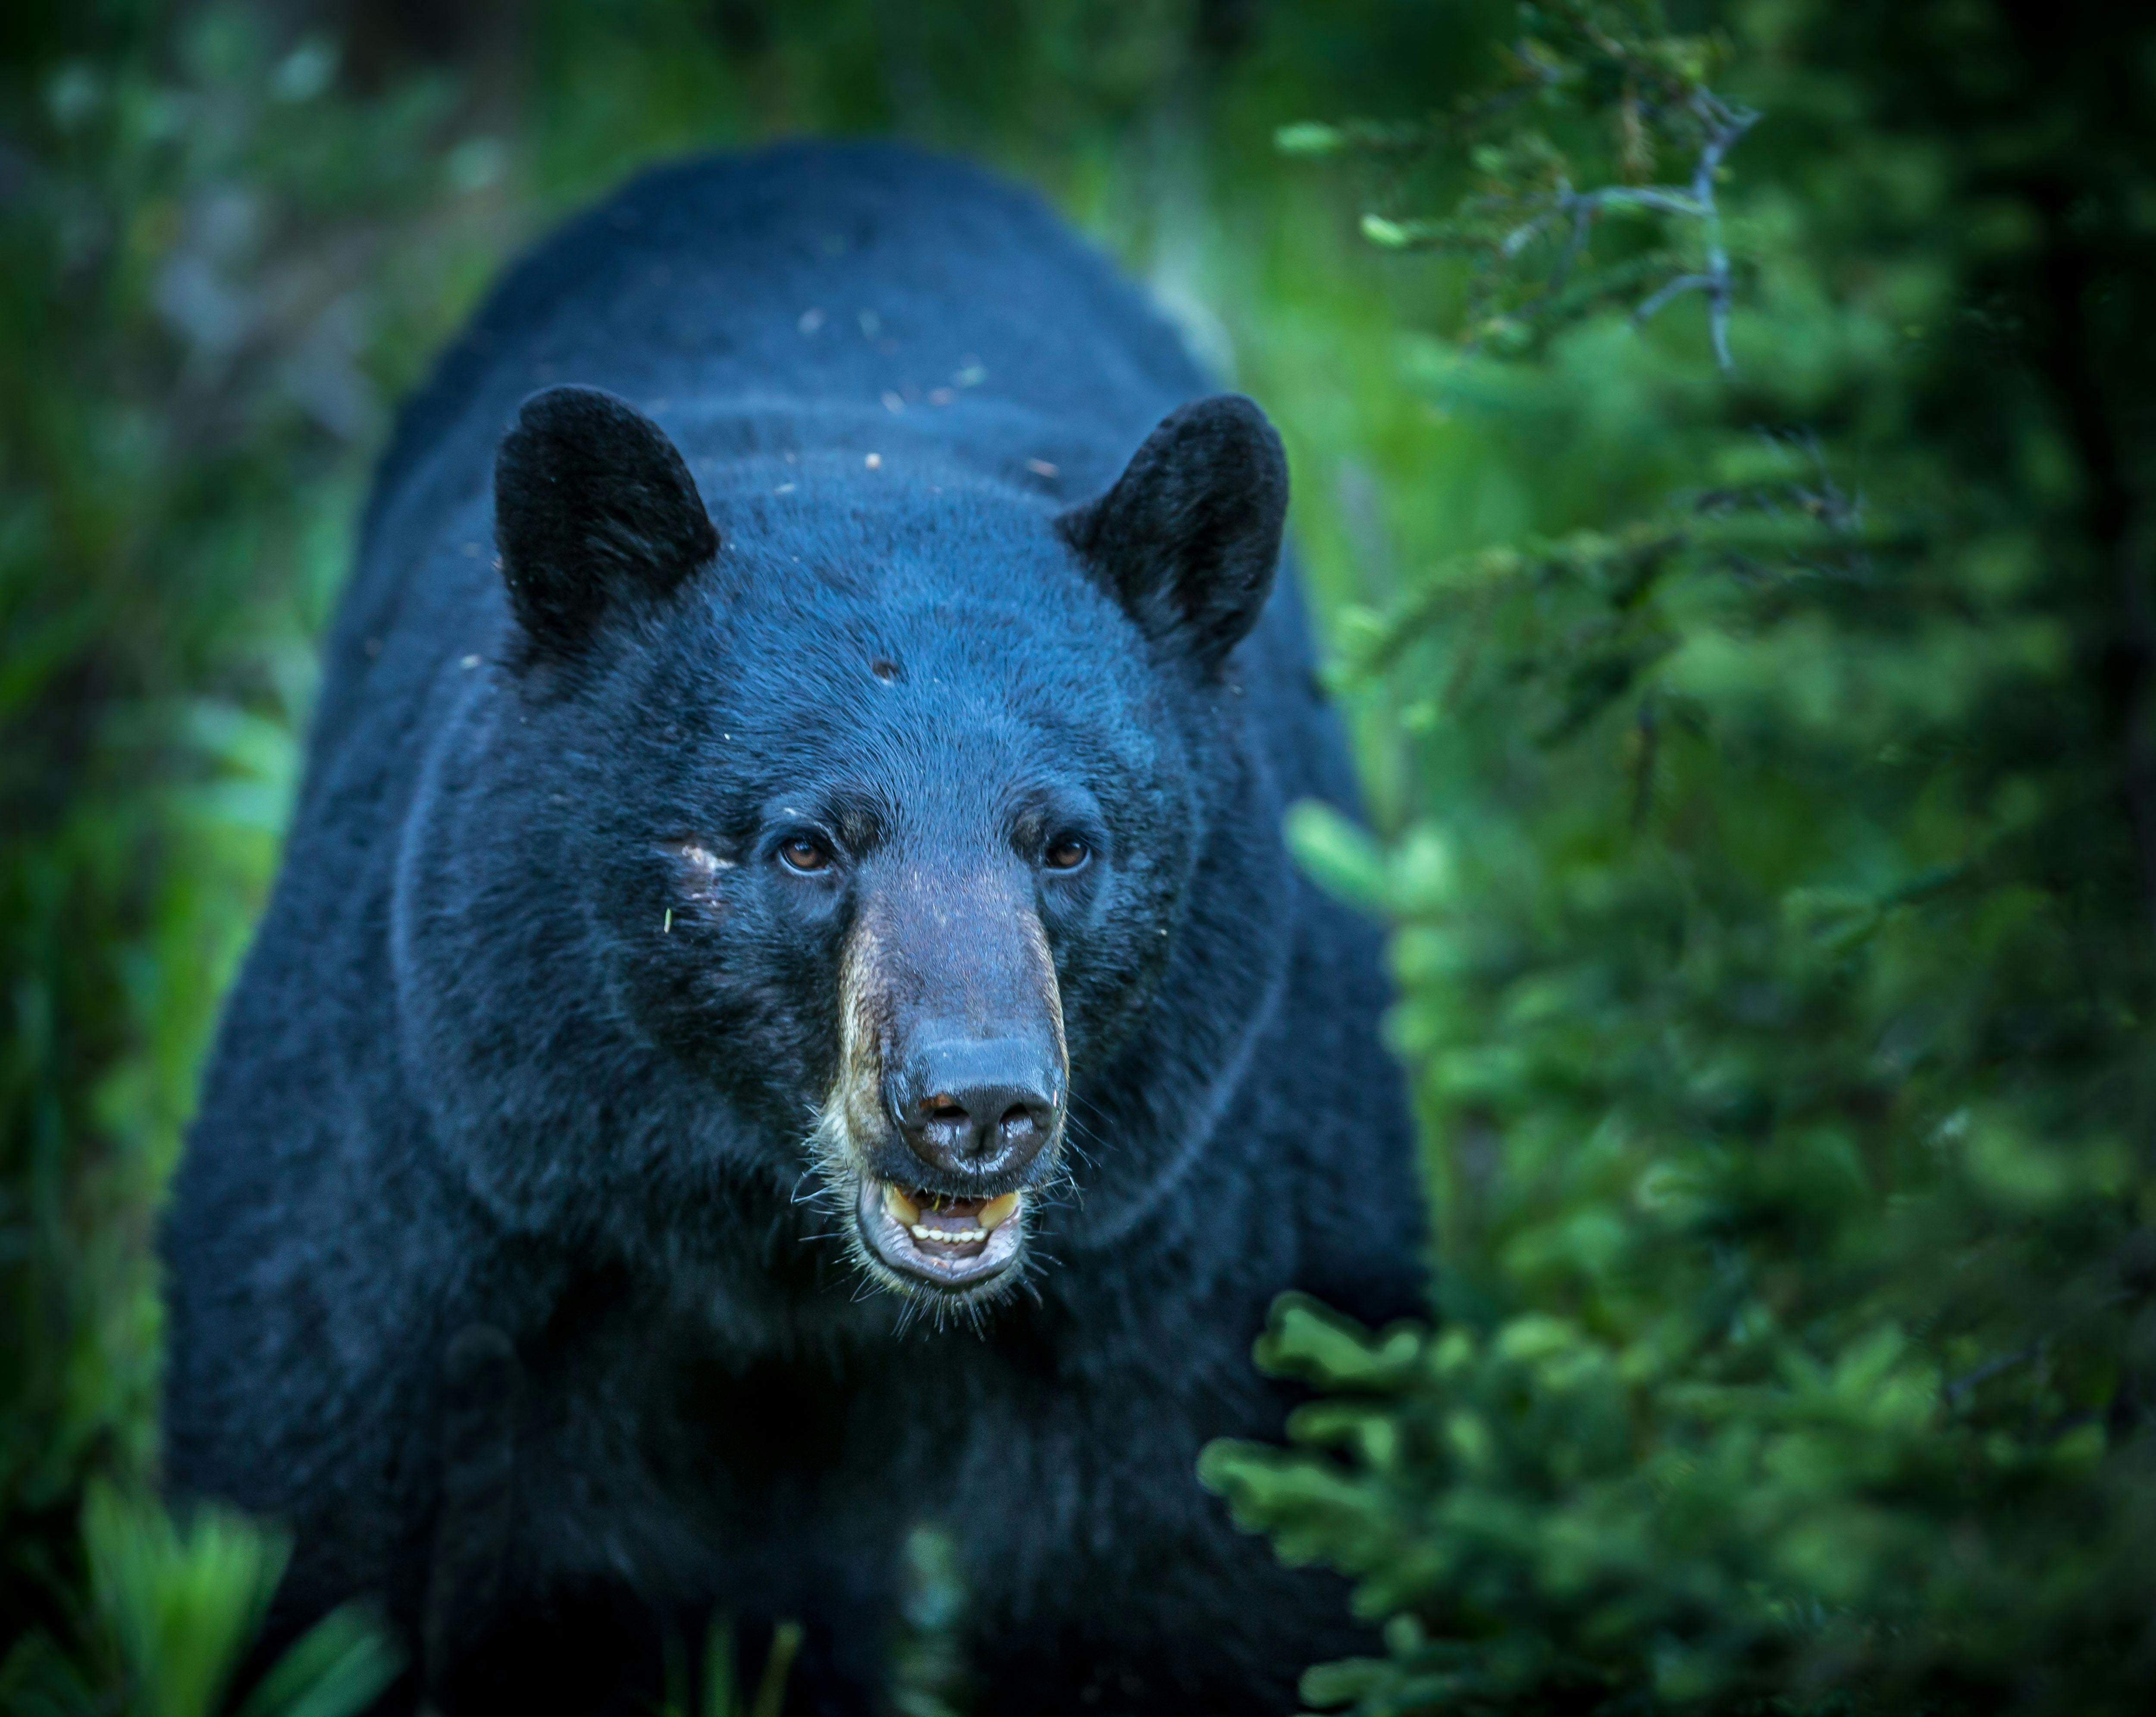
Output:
top-left (391, 386), bottom-right (1288, 1313)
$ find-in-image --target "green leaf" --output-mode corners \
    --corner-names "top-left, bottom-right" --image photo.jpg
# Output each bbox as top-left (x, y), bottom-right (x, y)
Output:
top-left (1284, 802), bottom-right (1388, 913)
top-left (83, 1484), bottom-right (290, 1717)
top-left (1254, 1293), bottom-right (1424, 1389)
top-left (1275, 122), bottom-right (1344, 158)
top-left (229, 1604), bottom-right (403, 1717)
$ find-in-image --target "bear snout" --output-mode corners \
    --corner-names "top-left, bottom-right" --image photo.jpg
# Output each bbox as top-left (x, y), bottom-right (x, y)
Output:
top-left (821, 874), bottom-right (1070, 1296)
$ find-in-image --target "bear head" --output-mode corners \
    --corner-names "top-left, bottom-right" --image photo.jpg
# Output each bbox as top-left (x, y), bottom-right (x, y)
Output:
top-left (393, 384), bottom-right (1287, 1316)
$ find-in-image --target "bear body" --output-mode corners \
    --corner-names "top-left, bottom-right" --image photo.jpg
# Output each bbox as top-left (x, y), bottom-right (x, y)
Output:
top-left (163, 143), bottom-right (1423, 1715)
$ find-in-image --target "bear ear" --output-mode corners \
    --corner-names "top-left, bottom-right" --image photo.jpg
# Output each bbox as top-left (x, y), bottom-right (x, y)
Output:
top-left (1055, 394), bottom-right (1287, 672)
top-left (493, 385), bottom-right (719, 654)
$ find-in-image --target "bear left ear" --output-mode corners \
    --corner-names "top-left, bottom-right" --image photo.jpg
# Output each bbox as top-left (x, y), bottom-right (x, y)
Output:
top-left (493, 385), bottom-right (719, 655)
top-left (1055, 394), bottom-right (1287, 673)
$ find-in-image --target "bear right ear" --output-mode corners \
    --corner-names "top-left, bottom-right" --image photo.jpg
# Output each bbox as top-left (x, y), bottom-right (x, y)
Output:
top-left (493, 385), bottom-right (718, 654)
top-left (1055, 394), bottom-right (1287, 674)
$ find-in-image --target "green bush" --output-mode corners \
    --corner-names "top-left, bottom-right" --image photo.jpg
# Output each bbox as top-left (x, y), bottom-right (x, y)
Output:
top-left (0, 6), bottom-right (495, 1662)
top-left (1203, 2), bottom-right (2156, 1711)
top-left (0, 1484), bottom-right (399, 1717)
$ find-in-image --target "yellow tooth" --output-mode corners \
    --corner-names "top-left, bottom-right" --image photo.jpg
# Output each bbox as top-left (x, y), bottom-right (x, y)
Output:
top-left (978, 1192), bottom-right (1020, 1232)
top-left (883, 1183), bottom-right (921, 1226)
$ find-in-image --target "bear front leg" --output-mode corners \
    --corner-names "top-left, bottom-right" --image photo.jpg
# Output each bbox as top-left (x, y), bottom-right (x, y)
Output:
top-left (963, 1517), bottom-right (1363, 1717)
top-left (420, 1324), bottom-right (524, 1712)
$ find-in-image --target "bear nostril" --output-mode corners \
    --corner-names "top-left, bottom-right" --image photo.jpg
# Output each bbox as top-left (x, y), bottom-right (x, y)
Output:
top-left (895, 1044), bottom-right (1061, 1176)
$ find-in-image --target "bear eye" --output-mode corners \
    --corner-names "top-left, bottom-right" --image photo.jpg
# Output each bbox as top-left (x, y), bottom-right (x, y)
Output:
top-left (777, 835), bottom-right (833, 875)
top-left (1043, 837), bottom-right (1091, 873)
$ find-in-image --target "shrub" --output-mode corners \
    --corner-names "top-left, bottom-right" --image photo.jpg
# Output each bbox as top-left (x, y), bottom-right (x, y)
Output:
top-left (1204, 3), bottom-right (2156, 1711)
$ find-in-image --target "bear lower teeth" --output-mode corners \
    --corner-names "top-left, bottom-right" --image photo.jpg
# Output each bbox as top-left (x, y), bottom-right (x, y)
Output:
top-left (913, 1224), bottom-right (987, 1243)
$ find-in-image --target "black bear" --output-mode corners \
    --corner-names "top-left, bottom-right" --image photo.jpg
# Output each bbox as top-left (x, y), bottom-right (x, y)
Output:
top-left (163, 142), bottom-right (1423, 1715)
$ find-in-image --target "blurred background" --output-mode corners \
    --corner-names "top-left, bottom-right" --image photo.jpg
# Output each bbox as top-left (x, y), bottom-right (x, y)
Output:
top-left (8, 2), bottom-right (2156, 1714)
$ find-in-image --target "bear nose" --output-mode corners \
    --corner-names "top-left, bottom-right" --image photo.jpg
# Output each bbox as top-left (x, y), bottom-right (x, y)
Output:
top-left (888, 1037), bottom-right (1061, 1184)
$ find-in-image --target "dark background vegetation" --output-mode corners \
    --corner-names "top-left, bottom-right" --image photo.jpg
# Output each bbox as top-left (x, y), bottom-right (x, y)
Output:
top-left (6, 1), bottom-right (2156, 1712)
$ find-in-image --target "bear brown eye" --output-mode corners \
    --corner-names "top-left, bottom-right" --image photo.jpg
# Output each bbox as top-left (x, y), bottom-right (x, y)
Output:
top-left (777, 835), bottom-right (831, 874)
top-left (1044, 837), bottom-right (1091, 873)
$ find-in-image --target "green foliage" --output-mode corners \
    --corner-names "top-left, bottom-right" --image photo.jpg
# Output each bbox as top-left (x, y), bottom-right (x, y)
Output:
top-left (1275, 0), bottom-right (1749, 362)
top-left (656, 1614), bottom-right (802, 1717)
top-left (1204, 1), bottom-right (2156, 1711)
top-left (0, 3), bottom-right (501, 1649)
top-left (0, 1484), bottom-right (400, 1717)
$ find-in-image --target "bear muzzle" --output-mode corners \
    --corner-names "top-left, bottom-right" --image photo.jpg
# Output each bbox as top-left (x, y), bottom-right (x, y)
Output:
top-left (822, 876), bottom-right (1069, 1299)
top-left (847, 1032), bottom-right (1064, 1290)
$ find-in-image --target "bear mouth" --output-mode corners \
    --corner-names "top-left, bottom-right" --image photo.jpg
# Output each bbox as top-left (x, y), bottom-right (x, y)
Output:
top-left (854, 1178), bottom-right (1026, 1292)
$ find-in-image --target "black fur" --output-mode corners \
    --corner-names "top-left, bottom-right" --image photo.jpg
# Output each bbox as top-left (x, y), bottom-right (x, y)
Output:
top-left (1056, 394), bottom-right (1288, 672)
top-left (494, 384), bottom-right (720, 654)
top-left (163, 142), bottom-right (1424, 1716)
